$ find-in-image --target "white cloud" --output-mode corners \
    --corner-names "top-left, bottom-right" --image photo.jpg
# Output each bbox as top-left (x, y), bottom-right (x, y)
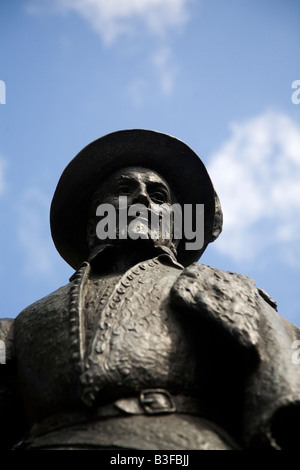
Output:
top-left (152, 46), bottom-right (178, 95)
top-left (207, 111), bottom-right (300, 266)
top-left (27, 0), bottom-right (191, 45)
top-left (129, 46), bottom-right (178, 103)
top-left (27, 0), bottom-right (190, 97)
top-left (17, 187), bottom-right (56, 278)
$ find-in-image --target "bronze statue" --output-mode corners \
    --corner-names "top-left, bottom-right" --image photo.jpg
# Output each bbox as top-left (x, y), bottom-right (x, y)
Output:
top-left (1, 129), bottom-right (300, 450)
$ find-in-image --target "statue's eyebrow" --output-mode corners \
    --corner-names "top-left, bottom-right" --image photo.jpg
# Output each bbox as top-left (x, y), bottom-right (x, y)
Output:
top-left (114, 174), bottom-right (136, 184)
top-left (113, 173), bottom-right (170, 195)
top-left (146, 179), bottom-right (170, 194)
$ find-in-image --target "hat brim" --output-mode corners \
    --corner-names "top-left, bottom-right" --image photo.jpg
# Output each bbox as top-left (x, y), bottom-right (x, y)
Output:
top-left (50, 129), bottom-right (222, 269)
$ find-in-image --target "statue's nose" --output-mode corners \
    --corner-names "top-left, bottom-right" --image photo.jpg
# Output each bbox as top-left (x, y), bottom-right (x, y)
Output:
top-left (132, 184), bottom-right (151, 206)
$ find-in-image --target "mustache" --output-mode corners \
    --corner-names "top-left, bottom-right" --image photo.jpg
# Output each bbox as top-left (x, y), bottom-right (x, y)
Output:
top-left (117, 206), bottom-right (173, 221)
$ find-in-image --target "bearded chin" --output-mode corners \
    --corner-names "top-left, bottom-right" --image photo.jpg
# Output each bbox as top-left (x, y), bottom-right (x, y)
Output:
top-left (88, 216), bottom-right (177, 259)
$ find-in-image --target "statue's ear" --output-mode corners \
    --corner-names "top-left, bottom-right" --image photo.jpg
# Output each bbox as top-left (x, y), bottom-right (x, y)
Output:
top-left (86, 217), bottom-right (97, 250)
top-left (86, 218), bottom-right (94, 237)
top-left (210, 191), bottom-right (223, 243)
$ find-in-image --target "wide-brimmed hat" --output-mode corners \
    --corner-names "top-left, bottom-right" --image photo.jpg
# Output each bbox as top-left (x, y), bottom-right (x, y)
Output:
top-left (50, 129), bottom-right (223, 269)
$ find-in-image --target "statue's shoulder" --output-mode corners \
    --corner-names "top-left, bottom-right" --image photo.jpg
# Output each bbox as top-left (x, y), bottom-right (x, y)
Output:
top-left (0, 318), bottom-right (15, 363)
top-left (15, 283), bottom-right (72, 323)
top-left (179, 262), bottom-right (255, 285)
top-left (178, 262), bottom-right (277, 309)
top-left (0, 317), bottom-right (14, 335)
top-left (13, 282), bottom-right (74, 358)
top-left (173, 262), bottom-right (258, 301)
top-left (170, 262), bottom-right (274, 349)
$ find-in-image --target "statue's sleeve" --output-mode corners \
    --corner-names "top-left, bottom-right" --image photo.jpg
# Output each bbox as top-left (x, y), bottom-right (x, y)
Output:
top-left (170, 262), bottom-right (260, 350)
top-left (170, 262), bottom-right (300, 449)
top-left (0, 318), bottom-right (28, 450)
top-left (242, 298), bottom-right (300, 449)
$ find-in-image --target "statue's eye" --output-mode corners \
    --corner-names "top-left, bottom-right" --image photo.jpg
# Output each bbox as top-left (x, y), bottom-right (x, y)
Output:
top-left (118, 185), bottom-right (131, 195)
top-left (150, 191), bottom-right (168, 204)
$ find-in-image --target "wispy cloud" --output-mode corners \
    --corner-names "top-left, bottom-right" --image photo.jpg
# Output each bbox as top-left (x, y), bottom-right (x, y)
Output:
top-left (26, 0), bottom-right (190, 97)
top-left (27, 0), bottom-right (191, 45)
top-left (207, 111), bottom-right (300, 266)
top-left (129, 46), bottom-right (178, 104)
top-left (151, 46), bottom-right (178, 95)
top-left (17, 187), bottom-right (57, 278)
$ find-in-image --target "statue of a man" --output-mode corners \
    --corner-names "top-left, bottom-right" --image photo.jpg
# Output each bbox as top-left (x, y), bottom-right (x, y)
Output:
top-left (1, 129), bottom-right (300, 450)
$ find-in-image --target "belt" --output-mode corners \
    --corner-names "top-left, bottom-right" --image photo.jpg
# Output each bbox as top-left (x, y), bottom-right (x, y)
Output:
top-left (102, 389), bottom-right (202, 416)
top-left (28, 389), bottom-right (203, 440)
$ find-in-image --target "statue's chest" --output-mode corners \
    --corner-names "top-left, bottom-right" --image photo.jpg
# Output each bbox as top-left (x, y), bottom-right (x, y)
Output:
top-left (84, 262), bottom-right (177, 356)
top-left (79, 260), bottom-right (198, 405)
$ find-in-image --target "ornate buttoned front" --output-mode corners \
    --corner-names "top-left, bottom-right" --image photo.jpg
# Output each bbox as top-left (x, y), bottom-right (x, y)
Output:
top-left (69, 257), bottom-right (200, 407)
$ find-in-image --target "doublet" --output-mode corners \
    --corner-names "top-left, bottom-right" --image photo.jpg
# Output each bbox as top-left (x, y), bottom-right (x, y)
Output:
top-left (1, 254), bottom-right (300, 450)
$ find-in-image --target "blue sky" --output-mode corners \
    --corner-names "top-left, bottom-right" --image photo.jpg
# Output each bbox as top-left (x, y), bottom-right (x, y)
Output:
top-left (0, 0), bottom-right (300, 327)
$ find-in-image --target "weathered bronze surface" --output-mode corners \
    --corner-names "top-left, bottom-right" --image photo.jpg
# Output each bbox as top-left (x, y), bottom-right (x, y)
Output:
top-left (1, 130), bottom-right (300, 450)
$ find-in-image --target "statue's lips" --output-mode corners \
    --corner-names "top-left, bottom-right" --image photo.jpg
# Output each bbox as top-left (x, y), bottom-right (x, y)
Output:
top-left (127, 216), bottom-right (151, 224)
top-left (112, 210), bottom-right (171, 239)
top-left (122, 213), bottom-right (169, 232)
top-left (115, 207), bottom-right (170, 221)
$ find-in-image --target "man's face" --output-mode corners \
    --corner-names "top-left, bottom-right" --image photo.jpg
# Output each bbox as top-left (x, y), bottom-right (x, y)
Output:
top-left (87, 166), bottom-right (177, 254)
